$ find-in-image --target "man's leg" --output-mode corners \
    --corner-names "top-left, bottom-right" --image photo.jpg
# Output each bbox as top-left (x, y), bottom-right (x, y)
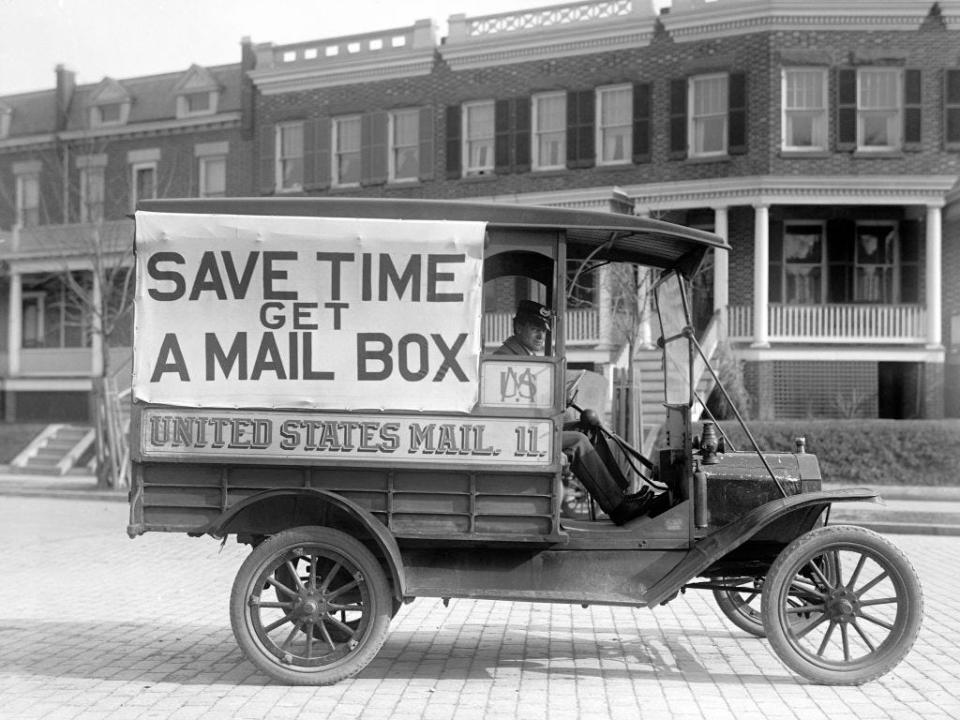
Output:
top-left (562, 431), bottom-right (624, 515)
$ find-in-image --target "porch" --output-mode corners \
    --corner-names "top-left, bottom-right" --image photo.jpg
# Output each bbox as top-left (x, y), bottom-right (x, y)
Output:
top-left (727, 303), bottom-right (928, 344)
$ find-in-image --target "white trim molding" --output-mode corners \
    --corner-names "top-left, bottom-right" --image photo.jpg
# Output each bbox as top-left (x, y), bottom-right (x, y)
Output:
top-left (733, 345), bottom-right (946, 364)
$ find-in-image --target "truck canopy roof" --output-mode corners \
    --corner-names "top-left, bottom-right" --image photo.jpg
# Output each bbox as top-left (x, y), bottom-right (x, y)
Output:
top-left (136, 197), bottom-right (727, 276)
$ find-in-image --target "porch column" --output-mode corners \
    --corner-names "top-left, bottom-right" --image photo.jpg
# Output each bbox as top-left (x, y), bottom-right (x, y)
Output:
top-left (635, 207), bottom-right (654, 347)
top-left (712, 206), bottom-right (729, 333)
top-left (751, 204), bottom-right (770, 348)
top-left (925, 204), bottom-right (943, 348)
top-left (7, 271), bottom-right (21, 377)
top-left (91, 269), bottom-right (103, 377)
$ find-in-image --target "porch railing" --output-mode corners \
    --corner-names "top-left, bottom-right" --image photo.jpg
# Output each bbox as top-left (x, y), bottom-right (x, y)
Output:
top-left (727, 304), bottom-right (926, 344)
top-left (482, 308), bottom-right (600, 347)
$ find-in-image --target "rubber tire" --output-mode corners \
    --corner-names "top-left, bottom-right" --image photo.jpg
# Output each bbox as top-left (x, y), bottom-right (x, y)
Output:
top-left (713, 580), bottom-right (766, 637)
top-left (230, 526), bottom-right (392, 685)
top-left (761, 525), bottom-right (923, 685)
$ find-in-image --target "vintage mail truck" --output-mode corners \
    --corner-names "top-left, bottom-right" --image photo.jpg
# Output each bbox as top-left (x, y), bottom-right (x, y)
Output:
top-left (128, 198), bottom-right (921, 686)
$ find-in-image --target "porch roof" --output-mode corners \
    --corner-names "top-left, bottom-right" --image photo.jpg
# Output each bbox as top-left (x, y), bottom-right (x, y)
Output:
top-left (136, 197), bottom-right (727, 277)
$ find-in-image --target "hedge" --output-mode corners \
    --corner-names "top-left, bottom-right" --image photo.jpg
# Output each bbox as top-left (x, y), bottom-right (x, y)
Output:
top-left (715, 419), bottom-right (960, 486)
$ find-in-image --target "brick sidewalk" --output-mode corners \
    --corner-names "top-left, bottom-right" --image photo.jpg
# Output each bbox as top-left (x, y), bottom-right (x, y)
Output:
top-left (1, 496), bottom-right (959, 719)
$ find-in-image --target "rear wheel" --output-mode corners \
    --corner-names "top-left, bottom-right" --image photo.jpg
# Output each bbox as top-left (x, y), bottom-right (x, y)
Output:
top-left (762, 525), bottom-right (922, 685)
top-left (713, 577), bottom-right (766, 637)
top-left (230, 526), bottom-right (392, 685)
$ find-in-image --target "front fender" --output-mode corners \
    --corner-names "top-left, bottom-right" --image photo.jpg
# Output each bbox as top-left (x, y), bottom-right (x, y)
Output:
top-left (643, 487), bottom-right (878, 607)
top-left (191, 488), bottom-right (406, 601)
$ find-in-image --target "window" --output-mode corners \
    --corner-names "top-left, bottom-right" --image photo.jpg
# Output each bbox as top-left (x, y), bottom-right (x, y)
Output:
top-left (945, 69), bottom-right (960, 148)
top-left (690, 74), bottom-right (728, 157)
top-left (596, 85), bottom-right (632, 165)
top-left (858, 69), bottom-right (901, 150)
top-left (782, 68), bottom-right (827, 150)
top-left (199, 156), bottom-right (226, 198)
top-left (185, 91), bottom-right (211, 114)
top-left (16, 173), bottom-right (40, 227)
top-left (854, 223), bottom-right (897, 303)
top-left (463, 101), bottom-right (494, 176)
top-left (131, 163), bottom-right (156, 211)
top-left (782, 222), bottom-right (824, 304)
top-left (22, 275), bottom-right (89, 349)
top-left (0, 106), bottom-right (10, 139)
top-left (80, 166), bottom-right (105, 223)
top-left (333, 116), bottom-right (361, 186)
top-left (275, 122), bottom-right (304, 191)
top-left (532, 92), bottom-right (566, 170)
top-left (389, 109), bottom-right (420, 182)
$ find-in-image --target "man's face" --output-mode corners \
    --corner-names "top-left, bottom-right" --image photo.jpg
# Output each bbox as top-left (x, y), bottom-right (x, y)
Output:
top-left (516, 320), bottom-right (547, 354)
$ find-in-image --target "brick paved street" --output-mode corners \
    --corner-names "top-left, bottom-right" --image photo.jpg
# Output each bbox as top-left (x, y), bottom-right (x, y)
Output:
top-left (1, 496), bottom-right (957, 720)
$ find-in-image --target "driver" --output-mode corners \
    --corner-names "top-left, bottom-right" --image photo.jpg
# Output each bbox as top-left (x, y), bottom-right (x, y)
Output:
top-left (495, 300), bottom-right (668, 525)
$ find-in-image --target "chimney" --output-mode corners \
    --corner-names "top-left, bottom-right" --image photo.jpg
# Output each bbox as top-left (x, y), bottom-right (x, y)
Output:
top-left (55, 64), bottom-right (75, 131)
top-left (240, 36), bottom-right (255, 140)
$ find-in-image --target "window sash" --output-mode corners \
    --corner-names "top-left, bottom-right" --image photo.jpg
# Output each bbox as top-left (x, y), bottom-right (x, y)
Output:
top-left (185, 91), bottom-right (211, 113)
top-left (199, 156), bottom-right (226, 198)
top-left (16, 174), bottom-right (40, 227)
top-left (781, 223), bottom-right (825, 305)
top-left (533, 93), bottom-right (566, 170)
top-left (690, 75), bottom-right (728, 156)
top-left (390, 109), bottom-right (419, 181)
top-left (783, 69), bottom-right (827, 150)
top-left (131, 164), bottom-right (157, 211)
top-left (463, 101), bottom-right (494, 175)
top-left (854, 223), bottom-right (898, 302)
top-left (597, 86), bottom-right (632, 164)
top-left (276, 123), bottom-right (304, 191)
top-left (334, 116), bottom-right (361, 186)
top-left (857, 69), bottom-right (901, 149)
top-left (80, 167), bottom-right (105, 222)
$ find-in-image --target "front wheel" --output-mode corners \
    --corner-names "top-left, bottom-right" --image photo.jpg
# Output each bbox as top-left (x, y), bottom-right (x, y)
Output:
top-left (230, 526), bottom-right (392, 685)
top-left (762, 525), bottom-right (922, 685)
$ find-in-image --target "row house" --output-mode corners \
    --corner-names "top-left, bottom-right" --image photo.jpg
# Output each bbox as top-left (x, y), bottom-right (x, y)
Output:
top-left (247, 0), bottom-right (960, 420)
top-left (1, 0), bottom-right (959, 424)
top-left (0, 57), bottom-right (254, 420)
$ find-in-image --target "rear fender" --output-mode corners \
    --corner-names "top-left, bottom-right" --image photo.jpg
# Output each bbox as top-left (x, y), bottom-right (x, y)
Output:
top-left (644, 487), bottom-right (878, 607)
top-left (191, 488), bottom-right (406, 602)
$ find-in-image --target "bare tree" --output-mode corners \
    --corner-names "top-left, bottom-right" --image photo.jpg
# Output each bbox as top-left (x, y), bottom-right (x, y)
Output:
top-left (5, 137), bottom-right (185, 487)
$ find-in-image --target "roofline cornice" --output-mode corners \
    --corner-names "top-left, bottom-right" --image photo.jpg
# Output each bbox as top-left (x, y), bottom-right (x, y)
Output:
top-left (0, 134), bottom-right (57, 152)
top-left (662, 0), bottom-right (960, 41)
top-left (626, 175), bottom-right (959, 210)
top-left (250, 53), bottom-right (436, 94)
top-left (56, 112), bottom-right (241, 141)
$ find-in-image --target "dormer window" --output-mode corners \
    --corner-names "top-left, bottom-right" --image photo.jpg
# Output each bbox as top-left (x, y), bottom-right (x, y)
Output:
top-left (174, 65), bottom-right (220, 119)
top-left (88, 78), bottom-right (131, 128)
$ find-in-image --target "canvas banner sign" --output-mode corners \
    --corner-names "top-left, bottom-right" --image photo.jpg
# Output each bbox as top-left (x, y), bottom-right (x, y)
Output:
top-left (134, 212), bottom-right (485, 412)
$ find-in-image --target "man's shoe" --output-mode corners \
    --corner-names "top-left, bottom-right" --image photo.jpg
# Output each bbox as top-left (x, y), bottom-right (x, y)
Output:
top-left (609, 493), bottom-right (654, 525)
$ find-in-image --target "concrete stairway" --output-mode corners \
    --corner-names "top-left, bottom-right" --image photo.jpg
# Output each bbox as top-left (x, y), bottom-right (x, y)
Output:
top-left (11, 424), bottom-right (95, 475)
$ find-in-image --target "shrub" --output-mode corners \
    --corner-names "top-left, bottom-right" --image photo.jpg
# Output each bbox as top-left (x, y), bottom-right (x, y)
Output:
top-left (717, 419), bottom-right (960, 486)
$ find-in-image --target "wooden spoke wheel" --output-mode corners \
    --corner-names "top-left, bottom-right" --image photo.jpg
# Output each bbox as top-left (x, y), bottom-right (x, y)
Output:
top-left (230, 526), bottom-right (392, 685)
top-left (762, 525), bottom-right (923, 685)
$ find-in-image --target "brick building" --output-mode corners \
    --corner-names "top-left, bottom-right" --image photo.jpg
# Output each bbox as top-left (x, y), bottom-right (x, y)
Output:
top-left (0, 54), bottom-right (254, 420)
top-left (1, 0), bottom-right (959, 424)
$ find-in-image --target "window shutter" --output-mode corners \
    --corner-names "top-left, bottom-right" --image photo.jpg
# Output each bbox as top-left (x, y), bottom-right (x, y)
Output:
top-left (728, 72), bottom-right (747, 155)
top-left (514, 96), bottom-right (531, 173)
top-left (826, 218), bottom-right (855, 302)
top-left (418, 106), bottom-right (435, 181)
top-left (945, 69), bottom-right (960, 149)
top-left (837, 69), bottom-right (857, 151)
top-left (313, 118), bottom-right (331, 190)
top-left (768, 220), bottom-right (783, 303)
top-left (566, 90), bottom-right (594, 169)
top-left (445, 105), bottom-right (461, 179)
top-left (903, 69), bottom-right (922, 149)
top-left (899, 219), bottom-right (920, 303)
top-left (632, 82), bottom-right (651, 163)
top-left (259, 124), bottom-right (275, 194)
top-left (303, 119), bottom-right (318, 189)
top-left (669, 78), bottom-right (687, 159)
top-left (495, 99), bottom-right (512, 174)
top-left (361, 112), bottom-right (388, 186)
